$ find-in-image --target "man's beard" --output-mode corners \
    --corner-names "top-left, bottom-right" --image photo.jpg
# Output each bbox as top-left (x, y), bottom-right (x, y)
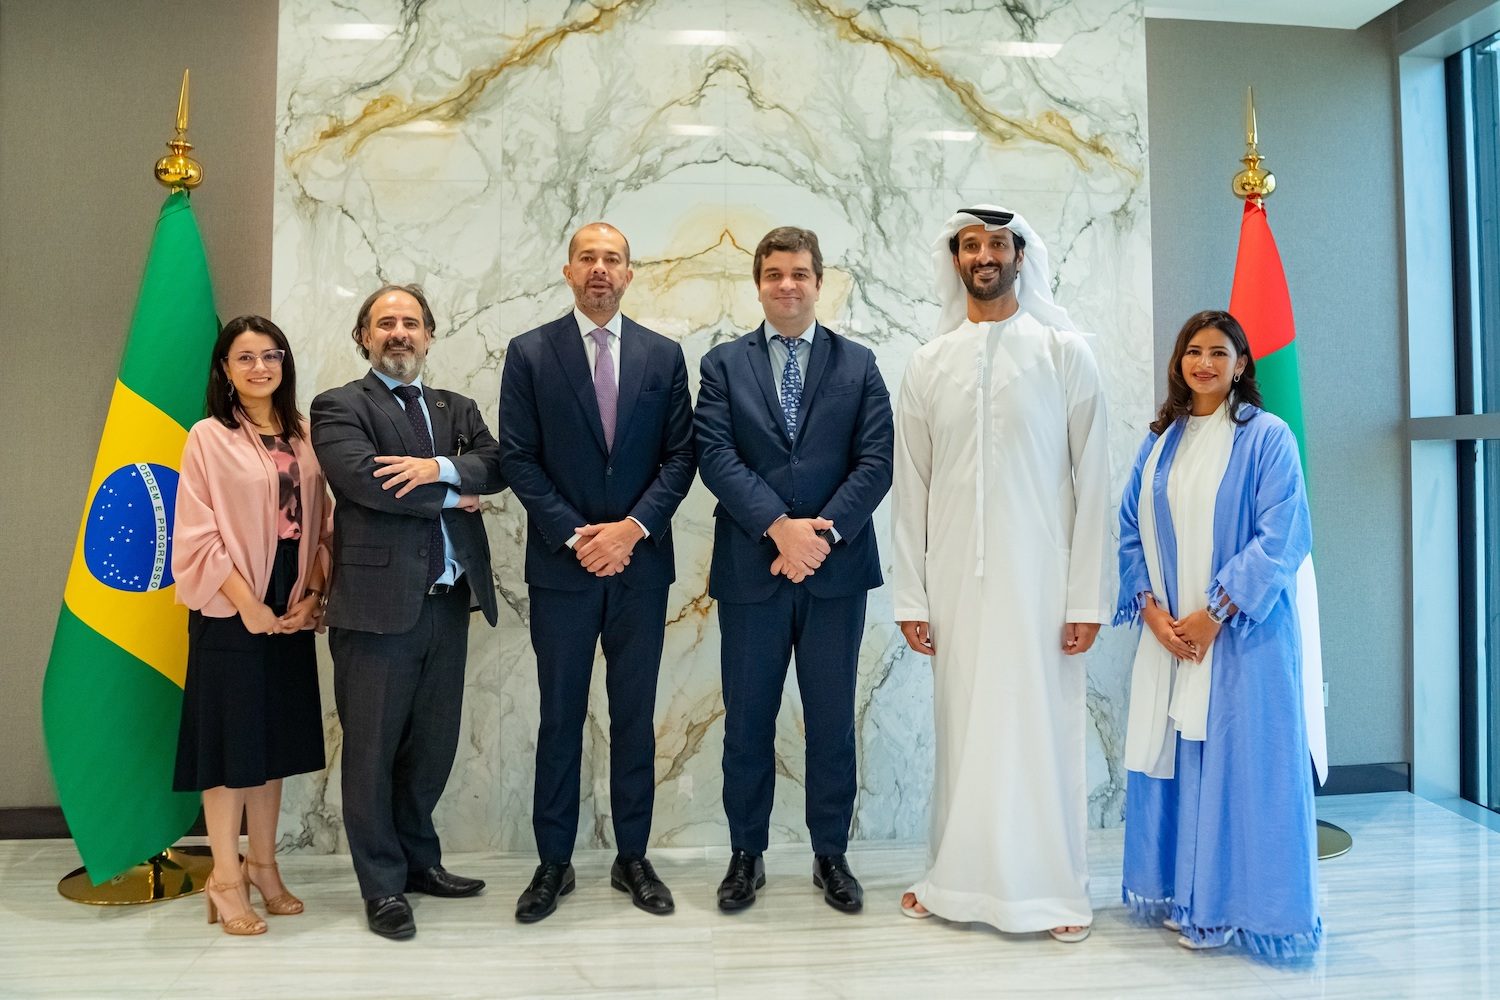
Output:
top-left (374, 345), bottom-right (425, 381)
top-left (578, 286), bottom-right (623, 314)
top-left (961, 260), bottom-right (1018, 302)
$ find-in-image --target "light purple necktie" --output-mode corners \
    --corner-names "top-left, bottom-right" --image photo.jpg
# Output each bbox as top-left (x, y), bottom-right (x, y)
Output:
top-left (589, 327), bottom-right (617, 450)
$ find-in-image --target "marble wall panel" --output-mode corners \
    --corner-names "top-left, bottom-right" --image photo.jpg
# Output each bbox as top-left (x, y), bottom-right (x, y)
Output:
top-left (273, 0), bottom-right (1153, 854)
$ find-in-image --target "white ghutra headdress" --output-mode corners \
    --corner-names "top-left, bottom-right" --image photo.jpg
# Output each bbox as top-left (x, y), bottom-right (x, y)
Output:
top-left (930, 204), bottom-right (1076, 336)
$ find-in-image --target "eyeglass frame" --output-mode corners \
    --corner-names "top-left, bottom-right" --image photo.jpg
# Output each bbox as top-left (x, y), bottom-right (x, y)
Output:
top-left (225, 349), bottom-right (288, 370)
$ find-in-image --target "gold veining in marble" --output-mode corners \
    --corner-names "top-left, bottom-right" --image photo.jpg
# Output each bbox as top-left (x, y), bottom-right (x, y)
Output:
top-left (632, 227), bottom-right (855, 337)
top-left (798, 0), bottom-right (1137, 177)
top-left (657, 700), bottom-right (725, 785)
top-left (294, 0), bottom-right (645, 162)
top-left (289, 0), bottom-right (1136, 181)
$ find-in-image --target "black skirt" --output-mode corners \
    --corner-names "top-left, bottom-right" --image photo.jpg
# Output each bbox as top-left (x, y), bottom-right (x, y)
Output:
top-left (173, 538), bottom-right (325, 791)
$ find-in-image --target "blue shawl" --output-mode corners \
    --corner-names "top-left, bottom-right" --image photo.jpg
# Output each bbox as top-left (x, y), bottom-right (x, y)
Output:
top-left (1115, 406), bottom-right (1321, 957)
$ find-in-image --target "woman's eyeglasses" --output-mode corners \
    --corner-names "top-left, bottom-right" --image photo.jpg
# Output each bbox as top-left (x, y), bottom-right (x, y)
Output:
top-left (227, 350), bottom-right (287, 369)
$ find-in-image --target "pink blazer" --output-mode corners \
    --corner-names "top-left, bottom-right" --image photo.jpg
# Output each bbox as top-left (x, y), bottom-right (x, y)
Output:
top-left (173, 416), bottom-right (333, 619)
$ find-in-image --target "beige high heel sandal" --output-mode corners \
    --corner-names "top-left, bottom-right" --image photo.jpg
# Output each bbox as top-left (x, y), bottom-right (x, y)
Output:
top-left (244, 859), bottom-right (304, 915)
top-left (205, 875), bottom-right (267, 936)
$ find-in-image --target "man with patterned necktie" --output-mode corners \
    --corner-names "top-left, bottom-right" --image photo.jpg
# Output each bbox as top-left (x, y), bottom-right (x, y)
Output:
top-left (499, 223), bottom-right (696, 923)
top-left (311, 284), bottom-right (506, 941)
top-left (694, 226), bottom-right (893, 914)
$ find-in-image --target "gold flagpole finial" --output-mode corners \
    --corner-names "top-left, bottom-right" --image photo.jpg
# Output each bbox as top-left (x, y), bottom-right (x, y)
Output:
top-left (155, 69), bottom-right (203, 191)
top-left (1232, 85), bottom-right (1275, 202)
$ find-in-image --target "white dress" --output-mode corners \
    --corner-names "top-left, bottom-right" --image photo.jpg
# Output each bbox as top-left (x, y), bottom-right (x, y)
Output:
top-left (891, 310), bottom-right (1114, 931)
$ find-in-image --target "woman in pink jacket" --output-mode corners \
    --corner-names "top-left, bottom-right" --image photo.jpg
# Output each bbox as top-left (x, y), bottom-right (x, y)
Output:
top-left (172, 315), bottom-right (332, 936)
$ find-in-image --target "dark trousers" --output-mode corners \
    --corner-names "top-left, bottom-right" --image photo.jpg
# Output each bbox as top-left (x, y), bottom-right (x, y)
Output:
top-left (717, 584), bottom-right (865, 857)
top-left (530, 580), bottom-right (669, 863)
top-left (331, 583), bottom-right (470, 899)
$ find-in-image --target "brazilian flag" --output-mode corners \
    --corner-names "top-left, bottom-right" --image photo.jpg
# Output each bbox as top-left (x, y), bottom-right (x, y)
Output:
top-left (43, 190), bottom-right (217, 883)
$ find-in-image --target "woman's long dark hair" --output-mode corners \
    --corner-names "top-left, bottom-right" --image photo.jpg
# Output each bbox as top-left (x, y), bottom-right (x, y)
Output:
top-left (205, 315), bottom-right (305, 440)
top-left (1149, 309), bottom-right (1264, 436)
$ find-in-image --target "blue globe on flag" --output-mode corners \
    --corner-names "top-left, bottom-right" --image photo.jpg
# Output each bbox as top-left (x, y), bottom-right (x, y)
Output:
top-left (83, 463), bottom-right (179, 593)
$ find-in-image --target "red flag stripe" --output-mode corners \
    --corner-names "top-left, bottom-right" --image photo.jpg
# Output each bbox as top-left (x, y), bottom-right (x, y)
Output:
top-left (1229, 199), bottom-right (1296, 358)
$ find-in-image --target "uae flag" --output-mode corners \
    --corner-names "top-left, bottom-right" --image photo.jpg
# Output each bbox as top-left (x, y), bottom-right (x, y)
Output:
top-left (1229, 197), bottom-right (1329, 784)
top-left (42, 190), bottom-right (218, 882)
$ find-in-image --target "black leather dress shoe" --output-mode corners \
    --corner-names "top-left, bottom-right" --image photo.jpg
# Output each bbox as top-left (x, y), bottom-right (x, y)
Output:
top-left (813, 854), bottom-right (864, 913)
top-left (405, 865), bottom-right (486, 898)
top-left (365, 893), bottom-right (416, 940)
top-left (515, 861), bottom-right (575, 923)
top-left (610, 855), bottom-right (675, 915)
top-left (716, 850), bottom-right (766, 912)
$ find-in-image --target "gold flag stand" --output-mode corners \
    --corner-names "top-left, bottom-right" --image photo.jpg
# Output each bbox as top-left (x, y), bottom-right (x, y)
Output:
top-left (59, 847), bottom-right (215, 905)
top-left (57, 69), bottom-right (210, 905)
top-left (1232, 87), bottom-right (1350, 863)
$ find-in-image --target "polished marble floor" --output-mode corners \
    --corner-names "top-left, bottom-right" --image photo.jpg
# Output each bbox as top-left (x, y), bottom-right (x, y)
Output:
top-left (0, 793), bottom-right (1495, 999)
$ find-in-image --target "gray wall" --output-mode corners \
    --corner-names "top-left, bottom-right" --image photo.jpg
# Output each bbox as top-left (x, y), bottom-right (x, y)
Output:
top-left (0, 2), bottom-right (1418, 810)
top-left (1145, 14), bottom-right (1408, 766)
top-left (0, 0), bottom-right (278, 807)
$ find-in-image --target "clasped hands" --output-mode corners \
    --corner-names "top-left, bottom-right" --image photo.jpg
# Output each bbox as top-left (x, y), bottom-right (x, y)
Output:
top-left (768, 516), bottom-right (833, 584)
top-left (1142, 595), bottom-right (1218, 663)
top-left (240, 593), bottom-right (324, 636)
top-left (574, 519), bottom-right (645, 577)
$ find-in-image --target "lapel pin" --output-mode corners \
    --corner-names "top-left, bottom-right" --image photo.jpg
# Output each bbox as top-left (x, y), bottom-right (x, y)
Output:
top-left (434, 400), bottom-right (446, 408)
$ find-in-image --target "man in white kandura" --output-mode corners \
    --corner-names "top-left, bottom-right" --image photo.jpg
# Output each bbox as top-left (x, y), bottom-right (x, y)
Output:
top-left (891, 205), bottom-right (1114, 943)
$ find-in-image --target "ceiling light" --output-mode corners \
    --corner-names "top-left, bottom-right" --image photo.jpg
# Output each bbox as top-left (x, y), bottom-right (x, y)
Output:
top-left (321, 23), bottom-right (398, 41)
top-left (982, 41), bottom-right (1062, 58)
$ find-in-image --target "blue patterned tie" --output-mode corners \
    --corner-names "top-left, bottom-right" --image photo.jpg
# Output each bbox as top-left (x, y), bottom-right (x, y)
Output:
top-left (392, 384), bottom-right (445, 588)
top-left (773, 335), bottom-right (803, 439)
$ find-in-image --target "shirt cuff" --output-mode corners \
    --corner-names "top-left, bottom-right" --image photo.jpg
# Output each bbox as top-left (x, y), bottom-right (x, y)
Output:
top-left (442, 488), bottom-right (460, 509)
top-left (565, 532), bottom-right (580, 549)
top-left (434, 456), bottom-right (460, 486)
top-left (830, 526), bottom-right (842, 544)
top-left (763, 513), bottom-right (789, 538)
top-left (627, 516), bottom-right (650, 538)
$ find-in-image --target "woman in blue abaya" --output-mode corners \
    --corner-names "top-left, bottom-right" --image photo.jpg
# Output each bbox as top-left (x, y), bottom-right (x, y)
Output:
top-left (1115, 309), bottom-right (1321, 956)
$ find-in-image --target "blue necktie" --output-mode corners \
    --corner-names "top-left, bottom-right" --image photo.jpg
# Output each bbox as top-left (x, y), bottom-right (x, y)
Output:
top-left (773, 335), bottom-right (803, 439)
top-left (392, 384), bottom-right (445, 588)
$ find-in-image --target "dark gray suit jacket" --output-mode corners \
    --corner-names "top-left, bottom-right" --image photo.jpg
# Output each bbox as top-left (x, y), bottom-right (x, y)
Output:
top-left (311, 371), bottom-right (506, 634)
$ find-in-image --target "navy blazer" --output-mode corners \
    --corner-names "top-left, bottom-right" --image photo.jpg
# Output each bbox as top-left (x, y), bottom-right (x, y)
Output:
top-left (498, 313), bottom-right (696, 592)
top-left (695, 323), bottom-right (893, 604)
top-left (311, 372), bottom-right (506, 633)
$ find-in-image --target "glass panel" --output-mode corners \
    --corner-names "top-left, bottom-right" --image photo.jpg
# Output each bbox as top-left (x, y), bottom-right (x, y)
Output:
top-left (1454, 29), bottom-right (1500, 812)
top-left (1470, 31), bottom-right (1500, 414)
top-left (1479, 441), bottom-right (1499, 808)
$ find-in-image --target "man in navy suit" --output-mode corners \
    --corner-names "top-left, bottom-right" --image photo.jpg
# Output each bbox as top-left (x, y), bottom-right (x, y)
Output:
top-left (695, 226), bottom-right (893, 913)
top-left (499, 222), bottom-right (696, 923)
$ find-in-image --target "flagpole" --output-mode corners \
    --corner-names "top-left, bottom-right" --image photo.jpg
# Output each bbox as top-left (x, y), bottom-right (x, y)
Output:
top-left (154, 69), bottom-right (204, 191)
top-left (1230, 86), bottom-right (1351, 862)
top-left (1231, 86), bottom-right (1275, 203)
top-left (56, 70), bottom-right (213, 904)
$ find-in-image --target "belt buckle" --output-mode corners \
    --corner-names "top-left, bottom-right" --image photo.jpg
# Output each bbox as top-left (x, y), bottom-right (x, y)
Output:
top-left (427, 583), bottom-right (451, 596)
